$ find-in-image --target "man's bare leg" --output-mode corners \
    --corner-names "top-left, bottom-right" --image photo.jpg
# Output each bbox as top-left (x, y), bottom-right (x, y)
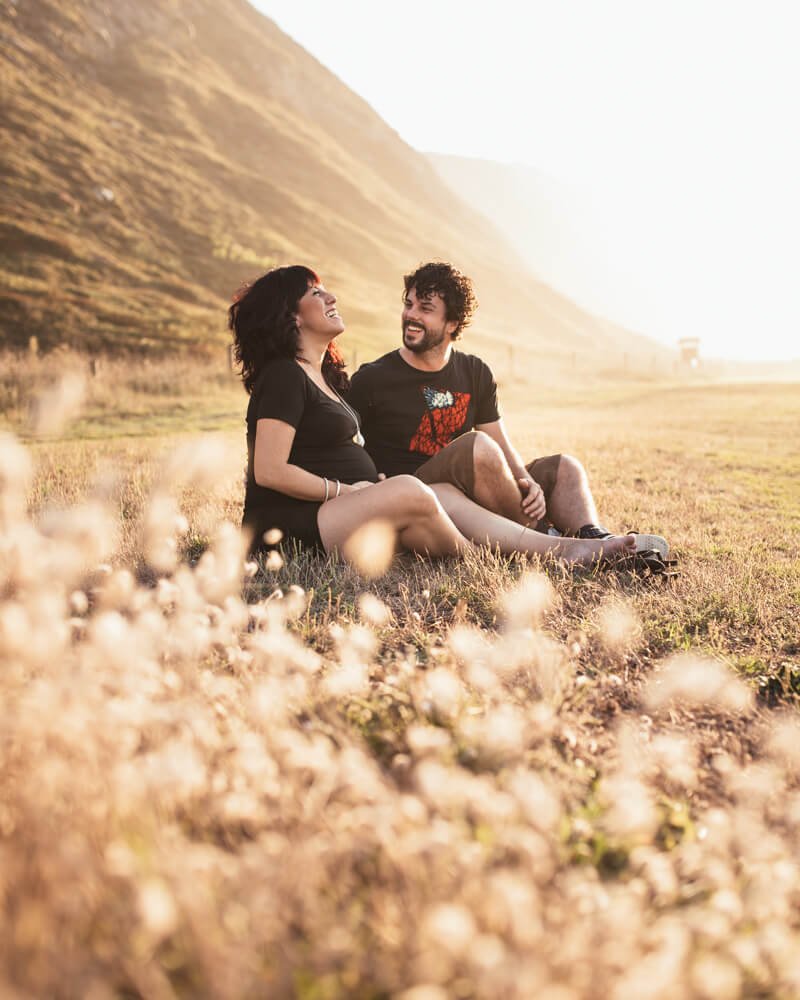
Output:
top-left (471, 432), bottom-right (533, 525)
top-left (420, 434), bottom-right (606, 534)
top-left (473, 438), bottom-right (603, 534)
top-left (540, 455), bottom-right (601, 535)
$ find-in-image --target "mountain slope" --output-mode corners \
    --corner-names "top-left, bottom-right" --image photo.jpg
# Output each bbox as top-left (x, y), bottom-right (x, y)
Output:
top-left (1, 0), bottom-right (665, 368)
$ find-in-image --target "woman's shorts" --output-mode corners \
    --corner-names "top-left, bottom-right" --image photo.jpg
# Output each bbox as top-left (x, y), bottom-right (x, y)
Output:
top-left (245, 497), bottom-right (324, 555)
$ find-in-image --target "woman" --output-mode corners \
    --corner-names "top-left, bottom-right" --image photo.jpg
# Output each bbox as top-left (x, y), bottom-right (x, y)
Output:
top-left (229, 266), bottom-right (634, 567)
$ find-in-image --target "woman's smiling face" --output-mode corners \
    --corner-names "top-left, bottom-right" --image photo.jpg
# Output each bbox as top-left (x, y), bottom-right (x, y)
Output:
top-left (295, 282), bottom-right (345, 338)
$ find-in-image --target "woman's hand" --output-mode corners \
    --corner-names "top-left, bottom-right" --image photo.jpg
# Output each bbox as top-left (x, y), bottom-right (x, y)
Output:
top-left (346, 480), bottom-right (377, 493)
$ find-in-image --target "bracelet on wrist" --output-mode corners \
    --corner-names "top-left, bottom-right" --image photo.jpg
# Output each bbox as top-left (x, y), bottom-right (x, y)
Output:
top-left (335, 479), bottom-right (341, 498)
top-left (323, 477), bottom-right (330, 502)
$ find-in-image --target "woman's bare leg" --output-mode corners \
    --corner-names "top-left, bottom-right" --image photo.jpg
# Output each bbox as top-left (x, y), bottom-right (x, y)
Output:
top-left (430, 484), bottom-right (635, 566)
top-left (317, 476), bottom-right (473, 557)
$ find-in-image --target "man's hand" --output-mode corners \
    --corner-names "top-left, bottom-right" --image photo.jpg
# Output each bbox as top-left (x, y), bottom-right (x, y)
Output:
top-left (518, 477), bottom-right (546, 522)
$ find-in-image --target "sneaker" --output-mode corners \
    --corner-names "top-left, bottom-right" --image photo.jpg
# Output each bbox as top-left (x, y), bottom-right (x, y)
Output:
top-left (628, 532), bottom-right (670, 559)
top-left (576, 523), bottom-right (670, 560)
top-left (575, 524), bottom-right (614, 540)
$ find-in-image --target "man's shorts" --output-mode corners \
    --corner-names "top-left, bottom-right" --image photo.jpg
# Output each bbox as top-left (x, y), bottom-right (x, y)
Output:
top-left (413, 432), bottom-right (562, 531)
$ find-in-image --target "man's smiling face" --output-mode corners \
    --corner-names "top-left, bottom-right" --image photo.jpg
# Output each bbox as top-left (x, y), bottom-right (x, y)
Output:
top-left (401, 286), bottom-right (457, 354)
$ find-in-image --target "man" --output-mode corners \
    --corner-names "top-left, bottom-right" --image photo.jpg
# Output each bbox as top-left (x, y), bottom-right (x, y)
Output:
top-left (348, 261), bottom-right (669, 554)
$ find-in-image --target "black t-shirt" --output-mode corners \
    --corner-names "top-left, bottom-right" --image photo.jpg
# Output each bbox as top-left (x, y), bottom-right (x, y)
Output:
top-left (347, 349), bottom-right (500, 476)
top-left (243, 359), bottom-right (378, 543)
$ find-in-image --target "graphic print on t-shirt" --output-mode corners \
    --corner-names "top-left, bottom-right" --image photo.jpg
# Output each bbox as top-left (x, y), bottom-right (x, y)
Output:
top-left (408, 386), bottom-right (471, 456)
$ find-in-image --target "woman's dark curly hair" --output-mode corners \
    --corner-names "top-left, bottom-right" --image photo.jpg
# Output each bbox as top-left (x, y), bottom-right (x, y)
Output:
top-left (403, 261), bottom-right (478, 340)
top-left (228, 265), bottom-right (349, 394)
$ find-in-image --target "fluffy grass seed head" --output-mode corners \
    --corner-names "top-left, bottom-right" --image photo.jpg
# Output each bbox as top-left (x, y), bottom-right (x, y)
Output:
top-left (143, 493), bottom-right (185, 573)
top-left (0, 433), bottom-right (34, 526)
top-left (596, 598), bottom-right (641, 654)
top-left (422, 666), bottom-right (466, 721)
top-left (644, 654), bottom-right (755, 714)
top-left (765, 715), bottom-right (800, 774)
top-left (32, 371), bottom-right (86, 437)
top-left (397, 987), bottom-right (450, 1000)
top-left (321, 660), bottom-right (370, 698)
top-left (601, 773), bottom-right (659, 840)
top-left (159, 434), bottom-right (243, 493)
top-left (194, 521), bottom-right (249, 604)
top-left (342, 518), bottom-right (396, 578)
top-left (137, 878), bottom-right (179, 943)
top-left (459, 704), bottom-right (528, 768)
top-left (501, 570), bottom-right (555, 631)
top-left (37, 500), bottom-right (117, 585)
top-left (357, 591), bottom-right (392, 626)
top-left (422, 902), bottom-right (477, 958)
top-left (648, 732), bottom-right (699, 791)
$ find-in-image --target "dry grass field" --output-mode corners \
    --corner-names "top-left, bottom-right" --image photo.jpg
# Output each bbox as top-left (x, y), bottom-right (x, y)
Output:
top-left (1, 353), bottom-right (799, 999)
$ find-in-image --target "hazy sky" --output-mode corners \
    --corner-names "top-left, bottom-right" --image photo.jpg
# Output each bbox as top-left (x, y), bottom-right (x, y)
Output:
top-left (254, 1), bottom-right (799, 361)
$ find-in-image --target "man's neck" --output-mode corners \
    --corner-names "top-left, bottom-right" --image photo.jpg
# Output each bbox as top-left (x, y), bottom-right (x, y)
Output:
top-left (398, 343), bottom-right (453, 372)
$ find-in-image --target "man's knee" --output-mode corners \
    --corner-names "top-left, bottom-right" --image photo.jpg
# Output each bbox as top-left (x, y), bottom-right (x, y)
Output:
top-left (413, 432), bottom-right (484, 498)
top-left (445, 432), bottom-right (479, 460)
top-left (525, 454), bottom-right (564, 501)
top-left (472, 431), bottom-right (506, 474)
top-left (558, 454), bottom-right (588, 483)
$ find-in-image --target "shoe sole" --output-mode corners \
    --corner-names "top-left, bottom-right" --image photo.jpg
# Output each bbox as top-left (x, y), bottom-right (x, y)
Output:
top-left (629, 532), bottom-right (670, 559)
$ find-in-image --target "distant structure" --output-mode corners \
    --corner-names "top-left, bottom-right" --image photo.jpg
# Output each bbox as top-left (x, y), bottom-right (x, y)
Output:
top-left (678, 337), bottom-right (701, 369)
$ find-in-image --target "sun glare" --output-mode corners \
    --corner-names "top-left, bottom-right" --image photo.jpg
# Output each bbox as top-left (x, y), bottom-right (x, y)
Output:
top-left (260, 0), bottom-right (800, 362)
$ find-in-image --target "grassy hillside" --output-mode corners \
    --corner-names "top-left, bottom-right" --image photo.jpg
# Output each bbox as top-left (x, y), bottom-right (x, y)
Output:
top-left (2, 0), bottom-right (665, 368)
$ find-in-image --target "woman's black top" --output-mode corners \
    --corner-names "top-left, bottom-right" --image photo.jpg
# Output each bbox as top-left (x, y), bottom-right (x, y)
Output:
top-left (243, 358), bottom-right (378, 551)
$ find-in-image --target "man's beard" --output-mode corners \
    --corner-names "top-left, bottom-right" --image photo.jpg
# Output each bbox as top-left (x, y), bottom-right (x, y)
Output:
top-left (402, 322), bottom-right (447, 354)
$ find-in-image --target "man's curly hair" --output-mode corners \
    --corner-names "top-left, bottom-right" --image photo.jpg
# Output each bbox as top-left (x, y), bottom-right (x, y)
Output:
top-left (403, 262), bottom-right (478, 340)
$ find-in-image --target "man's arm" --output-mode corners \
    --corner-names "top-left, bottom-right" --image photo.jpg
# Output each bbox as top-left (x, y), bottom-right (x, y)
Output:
top-left (475, 418), bottom-right (546, 521)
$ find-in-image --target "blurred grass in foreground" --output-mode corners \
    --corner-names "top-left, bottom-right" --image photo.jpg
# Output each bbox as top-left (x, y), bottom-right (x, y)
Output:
top-left (0, 354), bottom-right (798, 997)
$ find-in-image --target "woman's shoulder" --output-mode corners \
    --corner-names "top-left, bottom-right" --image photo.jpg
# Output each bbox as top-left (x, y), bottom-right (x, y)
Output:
top-left (252, 357), bottom-right (306, 393)
top-left (259, 356), bottom-right (304, 376)
top-left (247, 358), bottom-right (309, 425)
